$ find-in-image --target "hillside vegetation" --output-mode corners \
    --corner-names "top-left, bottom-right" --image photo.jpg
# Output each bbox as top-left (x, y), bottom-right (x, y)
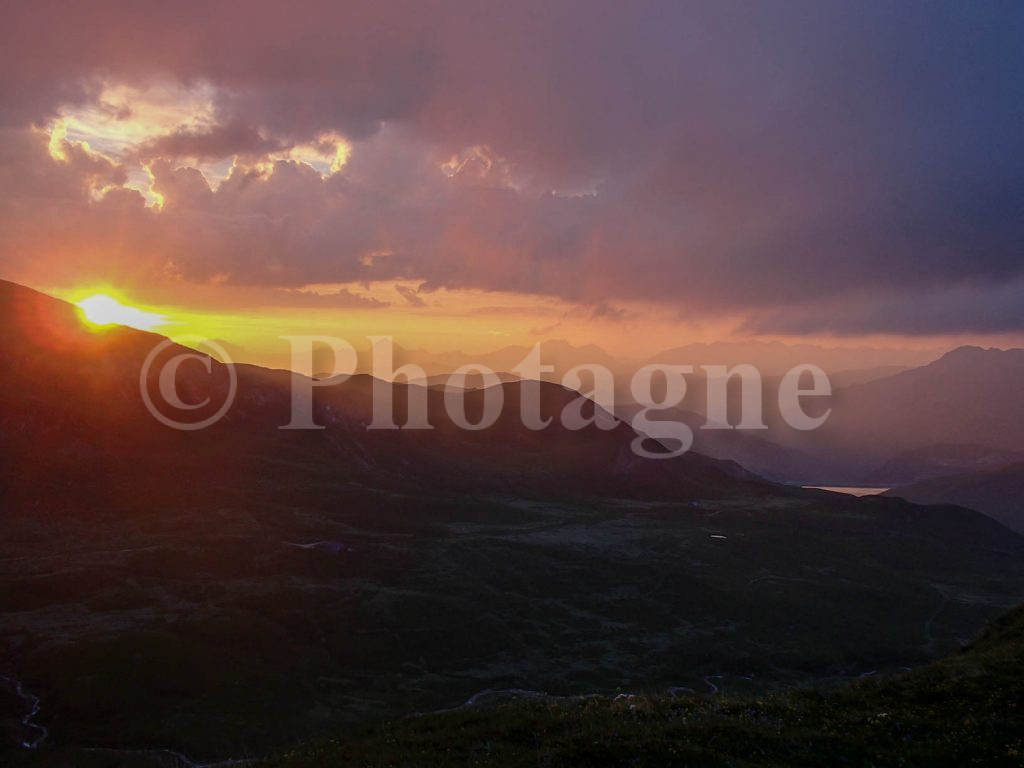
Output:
top-left (267, 606), bottom-right (1024, 768)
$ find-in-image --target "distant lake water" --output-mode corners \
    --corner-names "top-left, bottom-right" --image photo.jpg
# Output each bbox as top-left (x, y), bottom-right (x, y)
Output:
top-left (802, 486), bottom-right (890, 497)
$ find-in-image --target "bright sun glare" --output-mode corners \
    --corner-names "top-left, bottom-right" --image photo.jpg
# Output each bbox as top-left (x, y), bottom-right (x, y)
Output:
top-left (77, 294), bottom-right (165, 331)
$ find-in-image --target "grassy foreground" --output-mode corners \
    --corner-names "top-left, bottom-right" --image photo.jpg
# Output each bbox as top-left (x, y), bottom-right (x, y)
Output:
top-left (268, 607), bottom-right (1024, 768)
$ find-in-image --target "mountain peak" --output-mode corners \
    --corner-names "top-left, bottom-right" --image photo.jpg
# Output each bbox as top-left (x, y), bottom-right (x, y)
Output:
top-left (934, 345), bottom-right (1024, 366)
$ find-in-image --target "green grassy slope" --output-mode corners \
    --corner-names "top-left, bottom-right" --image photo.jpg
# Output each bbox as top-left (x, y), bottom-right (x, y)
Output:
top-left (267, 605), bottom-right (1024, 768)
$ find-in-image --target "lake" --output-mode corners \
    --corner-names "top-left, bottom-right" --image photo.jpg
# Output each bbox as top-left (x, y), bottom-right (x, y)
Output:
top-left (802, 486), bottom-right (890, 497)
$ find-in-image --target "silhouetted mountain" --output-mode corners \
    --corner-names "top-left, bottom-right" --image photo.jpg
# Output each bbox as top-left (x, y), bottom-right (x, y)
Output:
top-left (886, 462), bottom-right (1024, 533)
top-left (0, 279), bottom-right (770, 506)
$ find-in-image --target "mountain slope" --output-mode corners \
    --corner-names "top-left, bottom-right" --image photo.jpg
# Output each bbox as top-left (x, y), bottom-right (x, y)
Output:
top-left (886, 462), bottom-right (1024, 533)
top-left (0, 279), bottom-right (769, 505)
top-left (868, 443), bottom-right (1024, 486)
top-left (614, 402), bottom-right (822, 483)
top-left (768, 346), bottom-right (1024, 482)
top-left (255, 603), bottom-right (1024, 767)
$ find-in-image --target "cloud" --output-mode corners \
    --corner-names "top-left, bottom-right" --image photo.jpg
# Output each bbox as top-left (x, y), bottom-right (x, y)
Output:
top-left (1, 2), bottom-right (1023, 335)
top-left (743, 277), bottom-right (1024, 337)
top-left (395, 284), bottom-right (425, 307)
top-left (588, 302), bottom-right (628, 322)
top-left (137, 120), bottom-right (285, 161)
top-left (263, 287), bottom-right (388, 309)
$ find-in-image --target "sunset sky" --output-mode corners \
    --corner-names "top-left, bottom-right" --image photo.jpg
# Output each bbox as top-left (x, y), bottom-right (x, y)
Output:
top-left (1, 1), bottom-right (1022, 367)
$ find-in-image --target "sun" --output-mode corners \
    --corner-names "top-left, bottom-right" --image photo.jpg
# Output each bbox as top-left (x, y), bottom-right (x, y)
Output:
top-left (77, 294), bottom-right (166, 331)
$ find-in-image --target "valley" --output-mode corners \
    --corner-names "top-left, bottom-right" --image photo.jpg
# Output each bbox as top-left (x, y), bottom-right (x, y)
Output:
top-left (1, 281), bottom-right (1022, 763)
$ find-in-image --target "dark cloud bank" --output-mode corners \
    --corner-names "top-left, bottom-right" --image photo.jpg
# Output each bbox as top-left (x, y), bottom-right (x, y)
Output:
top-left (1, 0), bottom-right (1022, 335)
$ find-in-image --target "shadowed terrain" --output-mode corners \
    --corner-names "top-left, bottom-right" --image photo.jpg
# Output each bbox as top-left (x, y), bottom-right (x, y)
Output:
top-left (886, 463), bottom-right (1024, 534)
top-left (253, 604), bottom-right (1024, 767)
top-left (1, 280), bottom-right (1023, 763)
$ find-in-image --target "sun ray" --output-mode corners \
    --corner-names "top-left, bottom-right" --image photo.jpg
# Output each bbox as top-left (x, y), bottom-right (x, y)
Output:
top-left (76, 294), bottom-right (166, 331)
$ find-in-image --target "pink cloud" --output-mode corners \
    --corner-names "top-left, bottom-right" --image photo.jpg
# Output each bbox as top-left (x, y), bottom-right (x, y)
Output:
top-left (0, 2), bottom-right (1021, 335)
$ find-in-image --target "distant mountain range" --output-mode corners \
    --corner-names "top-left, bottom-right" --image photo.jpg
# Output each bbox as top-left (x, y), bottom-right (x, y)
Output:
top-left (773, 346), bottom-right (1024, 483)
top-left (288, 339), bottom-right (936, 382)
top-left (608, 345), bottom-right (1024, 485)
top-left (650, 345), bottom-right (1024, 485)
top-left (5, 277), bottom-right (1020, 489)
top-left (643, 340), bottom-right (936, 377)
